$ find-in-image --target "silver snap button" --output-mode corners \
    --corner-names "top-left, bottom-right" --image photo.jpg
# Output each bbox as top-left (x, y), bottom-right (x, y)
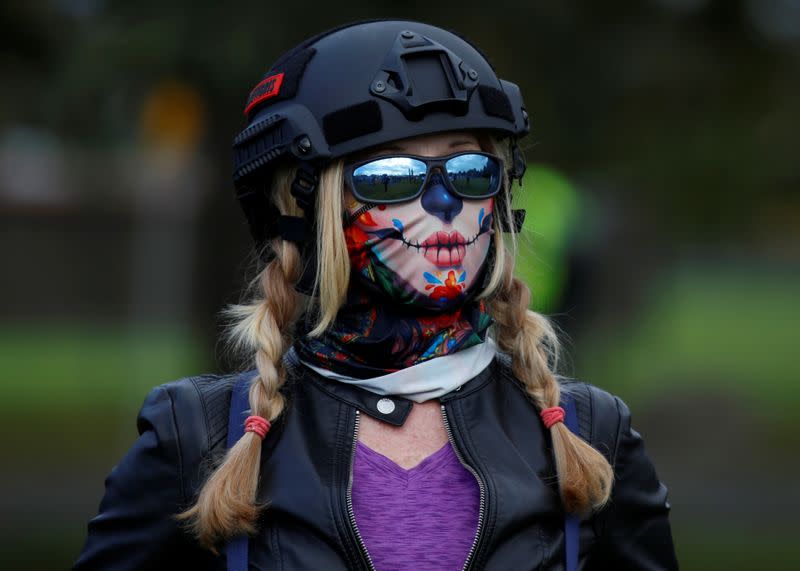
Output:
top-left (376, 398), bottom-right (396, 414)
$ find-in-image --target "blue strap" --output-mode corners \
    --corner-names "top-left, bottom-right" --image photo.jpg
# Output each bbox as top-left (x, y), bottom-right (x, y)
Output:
top-left (561, 393), bottom-right (580, 571)
top-left (225, 374), bottom-right (252, 571)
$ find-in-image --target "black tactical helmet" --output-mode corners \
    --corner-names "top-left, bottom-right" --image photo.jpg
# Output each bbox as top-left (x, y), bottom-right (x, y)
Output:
top-left (232, 19), bottom-right (529, 259)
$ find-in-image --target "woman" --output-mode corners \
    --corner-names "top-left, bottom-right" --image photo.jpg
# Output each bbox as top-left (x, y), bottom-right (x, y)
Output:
top-left (74, 19), bottom-right (678, 570)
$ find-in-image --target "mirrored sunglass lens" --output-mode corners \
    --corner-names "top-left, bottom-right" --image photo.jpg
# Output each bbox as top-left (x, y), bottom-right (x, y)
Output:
top-left (445, 154), bottom-right (501, 197)
top-left (352, 157), bottom-right (427, 202)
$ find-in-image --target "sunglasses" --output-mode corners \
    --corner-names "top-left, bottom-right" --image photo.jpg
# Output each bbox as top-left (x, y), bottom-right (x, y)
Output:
top-left (345, 151), bottom-right (505, 204)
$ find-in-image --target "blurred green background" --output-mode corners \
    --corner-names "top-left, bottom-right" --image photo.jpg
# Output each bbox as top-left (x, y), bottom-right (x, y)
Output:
top-left (1, 0), bottom-right (798, 569)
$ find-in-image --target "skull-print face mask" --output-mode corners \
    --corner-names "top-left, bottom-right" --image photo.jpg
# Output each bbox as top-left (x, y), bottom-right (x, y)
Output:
top-left (344, 172), bottom-right (495, 312)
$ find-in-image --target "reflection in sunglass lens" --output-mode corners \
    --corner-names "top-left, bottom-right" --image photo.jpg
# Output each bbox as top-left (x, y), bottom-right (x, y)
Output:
top-left (352, 157), bottom-right (427, 202)
top-left (445, 154), bottom-right (501, 198)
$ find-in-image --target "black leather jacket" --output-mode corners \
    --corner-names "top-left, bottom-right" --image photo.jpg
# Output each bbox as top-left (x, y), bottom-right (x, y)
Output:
top-left (74, 353), bottom-right (678, 570)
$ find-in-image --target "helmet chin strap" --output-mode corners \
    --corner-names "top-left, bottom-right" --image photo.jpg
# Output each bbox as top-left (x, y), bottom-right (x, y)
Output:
top-left (500, 137), bottom-right (527, 233)
top-left (508, 138), bottom-right (527, 185)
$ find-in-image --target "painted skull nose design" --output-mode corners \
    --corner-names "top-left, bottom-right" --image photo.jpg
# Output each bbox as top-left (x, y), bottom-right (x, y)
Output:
top-left (421, 172), bottom-right (463, 223)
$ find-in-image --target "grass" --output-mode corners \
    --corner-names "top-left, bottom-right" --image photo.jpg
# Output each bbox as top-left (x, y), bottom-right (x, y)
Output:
top-left (0, 319), bottom-right (208, 413)
top-left (575, 262), bottom-right (800, 417)
top-left (673, 524), bottom-right (797, 570)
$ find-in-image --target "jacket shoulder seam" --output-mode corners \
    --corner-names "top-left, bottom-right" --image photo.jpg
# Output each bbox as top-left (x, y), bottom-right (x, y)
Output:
top-left (192, 372), bottom-right (240, 455)
top-left (611, 396), bottom-right (625, 467)
top-left (587, 381), bottom-right (596, 446)
top-left (159, 373), bottom-right (228, 505)
top-left (189, 377), bottom-right (213, 460)
top-left (160, 384), bottom-right (187, 506)
top-left (578, 382), bottom-right (626, 467)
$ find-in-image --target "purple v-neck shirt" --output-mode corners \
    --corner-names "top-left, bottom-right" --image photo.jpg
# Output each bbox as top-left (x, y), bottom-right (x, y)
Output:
top-left (351, 439), bottom-right (480, 570)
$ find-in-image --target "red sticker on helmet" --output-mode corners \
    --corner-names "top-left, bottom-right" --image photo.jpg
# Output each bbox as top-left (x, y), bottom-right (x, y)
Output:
top-left (244, 72), bottom-right (285, 116)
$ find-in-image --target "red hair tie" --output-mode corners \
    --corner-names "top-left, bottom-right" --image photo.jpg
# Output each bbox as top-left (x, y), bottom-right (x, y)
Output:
top-left (540, 406), bottom-right (565, 429)
top-left (244, 415), bottom-right (271, 439)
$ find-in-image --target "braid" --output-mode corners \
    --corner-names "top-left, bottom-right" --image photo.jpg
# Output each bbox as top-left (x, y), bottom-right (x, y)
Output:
top-left (490, 255), bottom-right (613, 513)
top-left (175, 156), bottom-right (350, 551)
top-left (175, 236), bottom-right (301, 551)
top-left (249, 239), bottom-right (302, 420)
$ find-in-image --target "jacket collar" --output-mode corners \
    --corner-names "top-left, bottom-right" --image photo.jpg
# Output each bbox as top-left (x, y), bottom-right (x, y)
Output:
top-left (291, 353), bottom-right (499, 426)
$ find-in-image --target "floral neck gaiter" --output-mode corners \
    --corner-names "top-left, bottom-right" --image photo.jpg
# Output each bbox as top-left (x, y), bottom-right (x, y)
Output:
top-left (294, 173), bottom-right (496, 378)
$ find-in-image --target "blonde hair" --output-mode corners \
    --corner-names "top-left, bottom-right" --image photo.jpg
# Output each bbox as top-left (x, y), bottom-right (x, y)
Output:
top-left (176, 136), bottom-right (613, 550)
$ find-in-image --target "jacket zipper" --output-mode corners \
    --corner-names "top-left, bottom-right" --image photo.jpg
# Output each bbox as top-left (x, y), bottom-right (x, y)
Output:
top-left (441, 403), bottom-right (487, 571)
top-left (346, 409), bottom-right (377, 571)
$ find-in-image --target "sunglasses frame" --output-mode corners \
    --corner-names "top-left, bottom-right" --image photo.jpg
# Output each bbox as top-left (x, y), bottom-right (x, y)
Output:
top-left (344, 150), bottom-right (506, 205)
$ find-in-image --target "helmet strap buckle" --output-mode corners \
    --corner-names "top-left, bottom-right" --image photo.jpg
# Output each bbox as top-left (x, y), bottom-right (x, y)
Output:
top-left (507, 139), bottom-right (527, 186)
top-left (290, 162), bottom-right (319, 215)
